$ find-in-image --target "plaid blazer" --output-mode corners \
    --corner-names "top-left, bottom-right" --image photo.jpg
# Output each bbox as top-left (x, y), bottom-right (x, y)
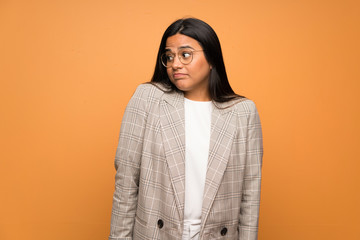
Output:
top-left (109, 83), bottom-right (263, 240)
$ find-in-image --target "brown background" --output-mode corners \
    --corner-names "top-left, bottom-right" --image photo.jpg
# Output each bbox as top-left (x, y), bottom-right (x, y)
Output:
top-left (1, 0), bottom-right (359, 239)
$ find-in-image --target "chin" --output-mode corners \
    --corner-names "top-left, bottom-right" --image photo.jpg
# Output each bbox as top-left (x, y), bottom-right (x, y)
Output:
top-left (171, 81), bottom-right (188, 91)
top-left (175, 84), bottom-right (190, 92)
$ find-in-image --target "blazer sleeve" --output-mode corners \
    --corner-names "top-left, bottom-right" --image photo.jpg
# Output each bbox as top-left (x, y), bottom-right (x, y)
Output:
top-left (239, 100), bottom-right (263, 240)
top-left (109, 85), bottom-right (149, 240)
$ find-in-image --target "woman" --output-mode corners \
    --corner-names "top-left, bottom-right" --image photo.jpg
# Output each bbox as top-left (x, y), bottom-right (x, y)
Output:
top-left (109, 18), bottom-right (263, 240)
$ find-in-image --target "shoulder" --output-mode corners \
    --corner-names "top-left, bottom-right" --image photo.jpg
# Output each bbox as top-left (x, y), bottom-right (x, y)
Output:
top-left (214, 97), bottom-right (259, 115)
top-left (127, 83), bottom-right (168, 112)
top-left (233, 98), bottom-right (258, 115)
top-left (129, 83), bottom-right (168, 106)
top-left (133, 83), bottom-right (166, 99)
top-left (232, 99), bottom-right (262, 129)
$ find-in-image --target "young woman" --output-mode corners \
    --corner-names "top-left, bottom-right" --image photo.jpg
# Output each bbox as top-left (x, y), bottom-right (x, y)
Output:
top-left (109, 18), bottom-right (263, 240)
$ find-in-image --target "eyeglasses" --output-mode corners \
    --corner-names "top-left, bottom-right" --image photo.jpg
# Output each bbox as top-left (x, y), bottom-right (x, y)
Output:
top-left (160, 49), bottom-right (204, 68)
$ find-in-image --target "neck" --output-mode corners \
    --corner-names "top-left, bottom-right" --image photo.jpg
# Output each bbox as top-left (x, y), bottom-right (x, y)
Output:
top-left (184, 91), bottom-right (211, 101)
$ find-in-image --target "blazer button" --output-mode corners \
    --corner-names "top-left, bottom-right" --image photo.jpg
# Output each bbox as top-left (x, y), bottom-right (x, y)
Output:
top-left (220, 227), bottom-right (227, 236)
top-left (157, 219), bottom-right (164, 229)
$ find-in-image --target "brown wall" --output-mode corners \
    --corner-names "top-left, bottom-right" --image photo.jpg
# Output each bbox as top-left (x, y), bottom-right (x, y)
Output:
top-left (1, 0), bottom-right (359, 239)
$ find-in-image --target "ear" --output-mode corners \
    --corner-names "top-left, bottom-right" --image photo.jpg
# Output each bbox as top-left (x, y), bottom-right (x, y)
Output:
top-left (210, 65), bottom-right (213, 70)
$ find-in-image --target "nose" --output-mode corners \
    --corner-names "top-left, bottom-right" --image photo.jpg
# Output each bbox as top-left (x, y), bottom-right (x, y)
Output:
top-left (171, 55), bottom-right (183, 69)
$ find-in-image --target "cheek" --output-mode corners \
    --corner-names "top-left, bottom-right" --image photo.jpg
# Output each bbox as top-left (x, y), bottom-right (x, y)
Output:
top-left (192, 59), bottom-right (210, 76)
top-left (194, 64), bottom-right (210, 78)
top-left (166, 68), bottom-right (172, 78)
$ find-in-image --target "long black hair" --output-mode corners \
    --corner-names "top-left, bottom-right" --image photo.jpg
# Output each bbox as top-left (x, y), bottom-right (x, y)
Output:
top-left (151, 18), bottom-right (243, 102)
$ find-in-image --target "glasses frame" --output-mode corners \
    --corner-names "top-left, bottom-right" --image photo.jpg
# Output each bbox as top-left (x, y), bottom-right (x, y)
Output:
top-left (160, 49), bottom-right (204, 68)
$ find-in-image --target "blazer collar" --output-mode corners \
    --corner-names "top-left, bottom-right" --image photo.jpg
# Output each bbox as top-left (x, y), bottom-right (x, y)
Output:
top-left (162, 89), bottom-right (184, 109)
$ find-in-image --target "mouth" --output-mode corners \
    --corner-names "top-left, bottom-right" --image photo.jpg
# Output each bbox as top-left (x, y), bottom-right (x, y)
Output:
top-left (173, 73), bottom-right (187, 79)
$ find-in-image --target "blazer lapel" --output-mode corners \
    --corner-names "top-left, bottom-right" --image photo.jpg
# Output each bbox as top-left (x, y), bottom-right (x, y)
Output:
top-left (159, 90), bottom-right (243, 226)
top-left (159, 90), bottom-right (186, 221)
top-left (200, 101), bottom-right (238, 231)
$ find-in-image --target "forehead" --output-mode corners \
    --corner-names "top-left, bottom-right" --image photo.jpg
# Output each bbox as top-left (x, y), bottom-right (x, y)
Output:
top-left (165, 34), bottom-right (202, 50)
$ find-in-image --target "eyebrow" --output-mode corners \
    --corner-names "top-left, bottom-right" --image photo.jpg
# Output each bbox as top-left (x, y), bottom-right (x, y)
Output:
top-left (165, 45), bottom-right (195, 51)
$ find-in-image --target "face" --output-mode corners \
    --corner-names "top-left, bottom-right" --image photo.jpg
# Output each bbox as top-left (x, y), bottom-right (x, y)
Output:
top-left (165, 34), bottom-right (212, 101)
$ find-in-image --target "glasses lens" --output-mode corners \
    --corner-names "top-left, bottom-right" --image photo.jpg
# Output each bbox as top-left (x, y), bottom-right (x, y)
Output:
top-left (179, 49), bottom-right (193, 65)
top-left (161, 52), bottom-right (174, 67)
top-left (160, 50), bottom-right (194, 67)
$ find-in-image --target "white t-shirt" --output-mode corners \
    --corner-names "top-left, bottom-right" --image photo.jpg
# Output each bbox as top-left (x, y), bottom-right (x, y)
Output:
top-left (183, 98), bottom-right (212, 228)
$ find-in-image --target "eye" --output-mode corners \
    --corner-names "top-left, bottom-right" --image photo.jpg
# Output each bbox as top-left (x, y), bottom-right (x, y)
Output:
top-left (165, 53), bottom-right (174, 61)
top-left (181, 51), bottom-right (192, 59)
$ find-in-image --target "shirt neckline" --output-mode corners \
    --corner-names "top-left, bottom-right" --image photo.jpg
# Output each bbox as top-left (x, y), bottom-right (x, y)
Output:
top-left (184, 97), bottom-right (212, 103)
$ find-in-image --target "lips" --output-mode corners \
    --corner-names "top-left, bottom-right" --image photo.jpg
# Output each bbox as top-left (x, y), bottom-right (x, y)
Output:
top-left (173, 73), bottom-right (187, 79)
